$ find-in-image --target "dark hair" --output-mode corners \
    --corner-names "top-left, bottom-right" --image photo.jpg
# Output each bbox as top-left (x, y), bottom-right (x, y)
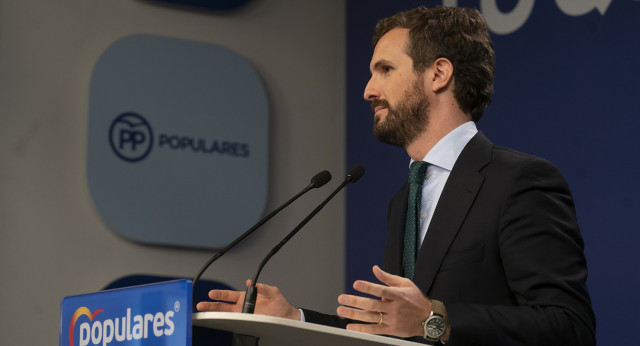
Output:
top-left (373, 6), bottom-right (495, 121)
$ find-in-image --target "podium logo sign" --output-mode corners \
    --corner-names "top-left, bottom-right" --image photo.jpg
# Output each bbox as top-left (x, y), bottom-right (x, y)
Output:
top-left (68, 306), bottom-right (175, 346)
top-left (87, 34), bottom-right (268, 249)
top-left (60, 280), bottom-right (191, 346)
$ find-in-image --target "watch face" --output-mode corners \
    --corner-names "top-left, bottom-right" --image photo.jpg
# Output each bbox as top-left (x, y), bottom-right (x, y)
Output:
top-left (426, 316), bottom-right (446, 337)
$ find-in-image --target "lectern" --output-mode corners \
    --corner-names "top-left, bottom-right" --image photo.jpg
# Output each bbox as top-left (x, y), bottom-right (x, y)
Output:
top-left (194, 312), bottom-right (420, 346)
top-left (61, 280), bottom-right (421, 346)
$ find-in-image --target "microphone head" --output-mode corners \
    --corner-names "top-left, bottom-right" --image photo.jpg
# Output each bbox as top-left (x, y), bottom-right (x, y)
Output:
top-left (346, 165), bottom-right (365, 183)
top-left (311, 170), bottom-right (332, 188)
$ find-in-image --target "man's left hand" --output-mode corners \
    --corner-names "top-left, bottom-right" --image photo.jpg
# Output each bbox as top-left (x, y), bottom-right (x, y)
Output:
top-left (336, 265), bottom-right (437, 339)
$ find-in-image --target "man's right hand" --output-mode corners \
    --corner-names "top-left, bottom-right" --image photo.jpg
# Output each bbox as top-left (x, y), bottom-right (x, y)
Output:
top-left (196, 280), bottom-right (301, 321)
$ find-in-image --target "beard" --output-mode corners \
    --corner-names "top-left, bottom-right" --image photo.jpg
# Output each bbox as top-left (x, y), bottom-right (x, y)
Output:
top-left (372, 78), bottom-right (430, 148)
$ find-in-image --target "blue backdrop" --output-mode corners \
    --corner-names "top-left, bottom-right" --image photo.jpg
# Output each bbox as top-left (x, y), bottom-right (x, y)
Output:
top-left (346, 1), bottom-right (640, 344)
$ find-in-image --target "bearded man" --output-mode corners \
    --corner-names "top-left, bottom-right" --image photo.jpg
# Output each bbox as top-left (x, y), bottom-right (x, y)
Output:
top-left (198, 6), bottom-right (595, 345)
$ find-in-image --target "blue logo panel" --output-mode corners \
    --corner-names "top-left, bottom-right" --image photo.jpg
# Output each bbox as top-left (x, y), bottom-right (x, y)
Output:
top-left (59, 280), bottom-right (192, 346)
top-left (88, 34), bottom-right (269, 249)
top-left (146, 0), bottom-right (252, 11)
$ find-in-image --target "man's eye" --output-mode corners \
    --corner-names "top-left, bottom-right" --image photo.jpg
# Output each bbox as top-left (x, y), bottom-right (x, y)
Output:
top-left (382, 66), bottom-right (392, 72)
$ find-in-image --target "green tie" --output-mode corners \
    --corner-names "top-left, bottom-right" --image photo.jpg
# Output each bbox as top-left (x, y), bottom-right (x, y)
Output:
top-left (403, 161), bottom-right (429, 280)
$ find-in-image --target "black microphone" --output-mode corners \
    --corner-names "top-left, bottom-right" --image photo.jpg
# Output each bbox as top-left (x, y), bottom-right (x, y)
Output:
top-left (192, 170), bottom-right (332, 308)
top-left (241, 165), bottom-right (365, 314)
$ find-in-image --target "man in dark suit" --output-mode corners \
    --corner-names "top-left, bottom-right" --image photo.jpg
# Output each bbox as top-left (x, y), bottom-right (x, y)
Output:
top-left (198, 6), bottom-right (595, 345)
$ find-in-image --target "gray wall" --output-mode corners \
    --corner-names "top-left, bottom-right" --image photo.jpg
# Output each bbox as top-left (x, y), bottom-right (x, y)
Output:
top-left (0, 0), bottom-right (346, 344)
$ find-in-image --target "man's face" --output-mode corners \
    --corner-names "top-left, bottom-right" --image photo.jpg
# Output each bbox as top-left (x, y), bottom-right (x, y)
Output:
top-left (365, 28), bottom-right (430, 147)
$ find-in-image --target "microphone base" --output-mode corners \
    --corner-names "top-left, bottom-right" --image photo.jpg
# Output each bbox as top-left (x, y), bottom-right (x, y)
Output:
top-left (241, 285), bottom-right (258, 314)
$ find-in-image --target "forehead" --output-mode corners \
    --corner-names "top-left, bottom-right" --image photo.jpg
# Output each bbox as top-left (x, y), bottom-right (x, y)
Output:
top-left (369, 28), bottom-right (412, 70)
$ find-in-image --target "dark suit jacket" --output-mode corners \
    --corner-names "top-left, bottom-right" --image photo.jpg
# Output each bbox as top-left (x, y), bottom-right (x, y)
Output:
top-left (305, 132), bottom-right (595, 345)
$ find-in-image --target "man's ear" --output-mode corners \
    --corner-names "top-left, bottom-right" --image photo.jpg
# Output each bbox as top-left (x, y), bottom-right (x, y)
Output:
top-left (430, 58), bottom-right (454, 93)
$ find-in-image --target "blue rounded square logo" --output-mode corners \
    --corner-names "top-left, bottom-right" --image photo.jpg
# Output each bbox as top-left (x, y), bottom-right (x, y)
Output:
top-left (88, 34), bottom-right (268, 249)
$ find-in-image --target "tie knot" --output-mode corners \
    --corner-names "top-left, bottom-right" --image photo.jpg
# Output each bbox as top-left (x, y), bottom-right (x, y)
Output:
top-left (408, 161), bottom-right (429, 184)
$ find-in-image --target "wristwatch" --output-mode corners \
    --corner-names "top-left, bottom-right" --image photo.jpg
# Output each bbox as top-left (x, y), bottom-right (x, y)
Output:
top-left (422, 299), bottom-right (446, 342)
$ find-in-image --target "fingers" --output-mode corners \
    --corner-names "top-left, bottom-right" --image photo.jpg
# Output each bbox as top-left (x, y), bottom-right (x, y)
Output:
top-left (203, 283), bottom-right (281, 305)
top-left (208, 289), bottom-right (243, 303)
top-left (372, 265), bottom-right (410, 288)
top-left (338, 306), bottom-right (391, 336)
top-left (254, 282), bottom-right (280, 298)
top-left (196, 301), bottom-right (241, 313)
top-left (349, 266), bottom-right (413, 300)
top-left (338, 293), bottom-right (383, 312)
top-left (346, 322), bottom-right (387, 335)
top-left (337, 305), bottom-right (383, 324)
top-left (352, 280), bottom-right (391, 300)
top-left (243, 280), bottom-right (279, 299)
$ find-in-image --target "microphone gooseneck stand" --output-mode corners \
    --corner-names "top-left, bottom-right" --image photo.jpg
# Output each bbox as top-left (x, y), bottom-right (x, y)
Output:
top-left (192, 170), bottom-right (332, 309)
top-left (242, 165), bottom-right (365, 314)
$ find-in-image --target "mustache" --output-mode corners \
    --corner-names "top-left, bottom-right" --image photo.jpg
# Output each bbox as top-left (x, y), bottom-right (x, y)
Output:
top-left (371, 99), bottom-right (390, 111)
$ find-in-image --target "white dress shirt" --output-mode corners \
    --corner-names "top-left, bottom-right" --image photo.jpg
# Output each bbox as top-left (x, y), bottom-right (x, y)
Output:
top-left (411, 121), bottom-right (478, 250)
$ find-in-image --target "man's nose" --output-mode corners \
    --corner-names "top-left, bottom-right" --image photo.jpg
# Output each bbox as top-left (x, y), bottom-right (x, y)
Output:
top-left (364, 78), bottom-right (380, 101)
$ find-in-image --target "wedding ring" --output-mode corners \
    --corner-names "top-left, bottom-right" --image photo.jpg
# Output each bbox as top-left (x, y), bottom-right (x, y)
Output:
top-left (378, 312), bottom-right (383, 324)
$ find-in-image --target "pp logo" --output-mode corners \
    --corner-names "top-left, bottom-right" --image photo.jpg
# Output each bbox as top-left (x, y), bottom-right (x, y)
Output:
top-left (109, 113), bottom-right (154, 162)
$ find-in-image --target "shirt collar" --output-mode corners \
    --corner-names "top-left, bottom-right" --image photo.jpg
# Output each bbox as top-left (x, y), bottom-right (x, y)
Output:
top-left (410, 121), bottom-right (478, 171)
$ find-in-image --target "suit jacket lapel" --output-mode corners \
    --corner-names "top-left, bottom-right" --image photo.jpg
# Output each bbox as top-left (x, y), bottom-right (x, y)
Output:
top-left (412, 132), bottom-right (492, 294)
top-left (383, 182), bottom-right (409, 276)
